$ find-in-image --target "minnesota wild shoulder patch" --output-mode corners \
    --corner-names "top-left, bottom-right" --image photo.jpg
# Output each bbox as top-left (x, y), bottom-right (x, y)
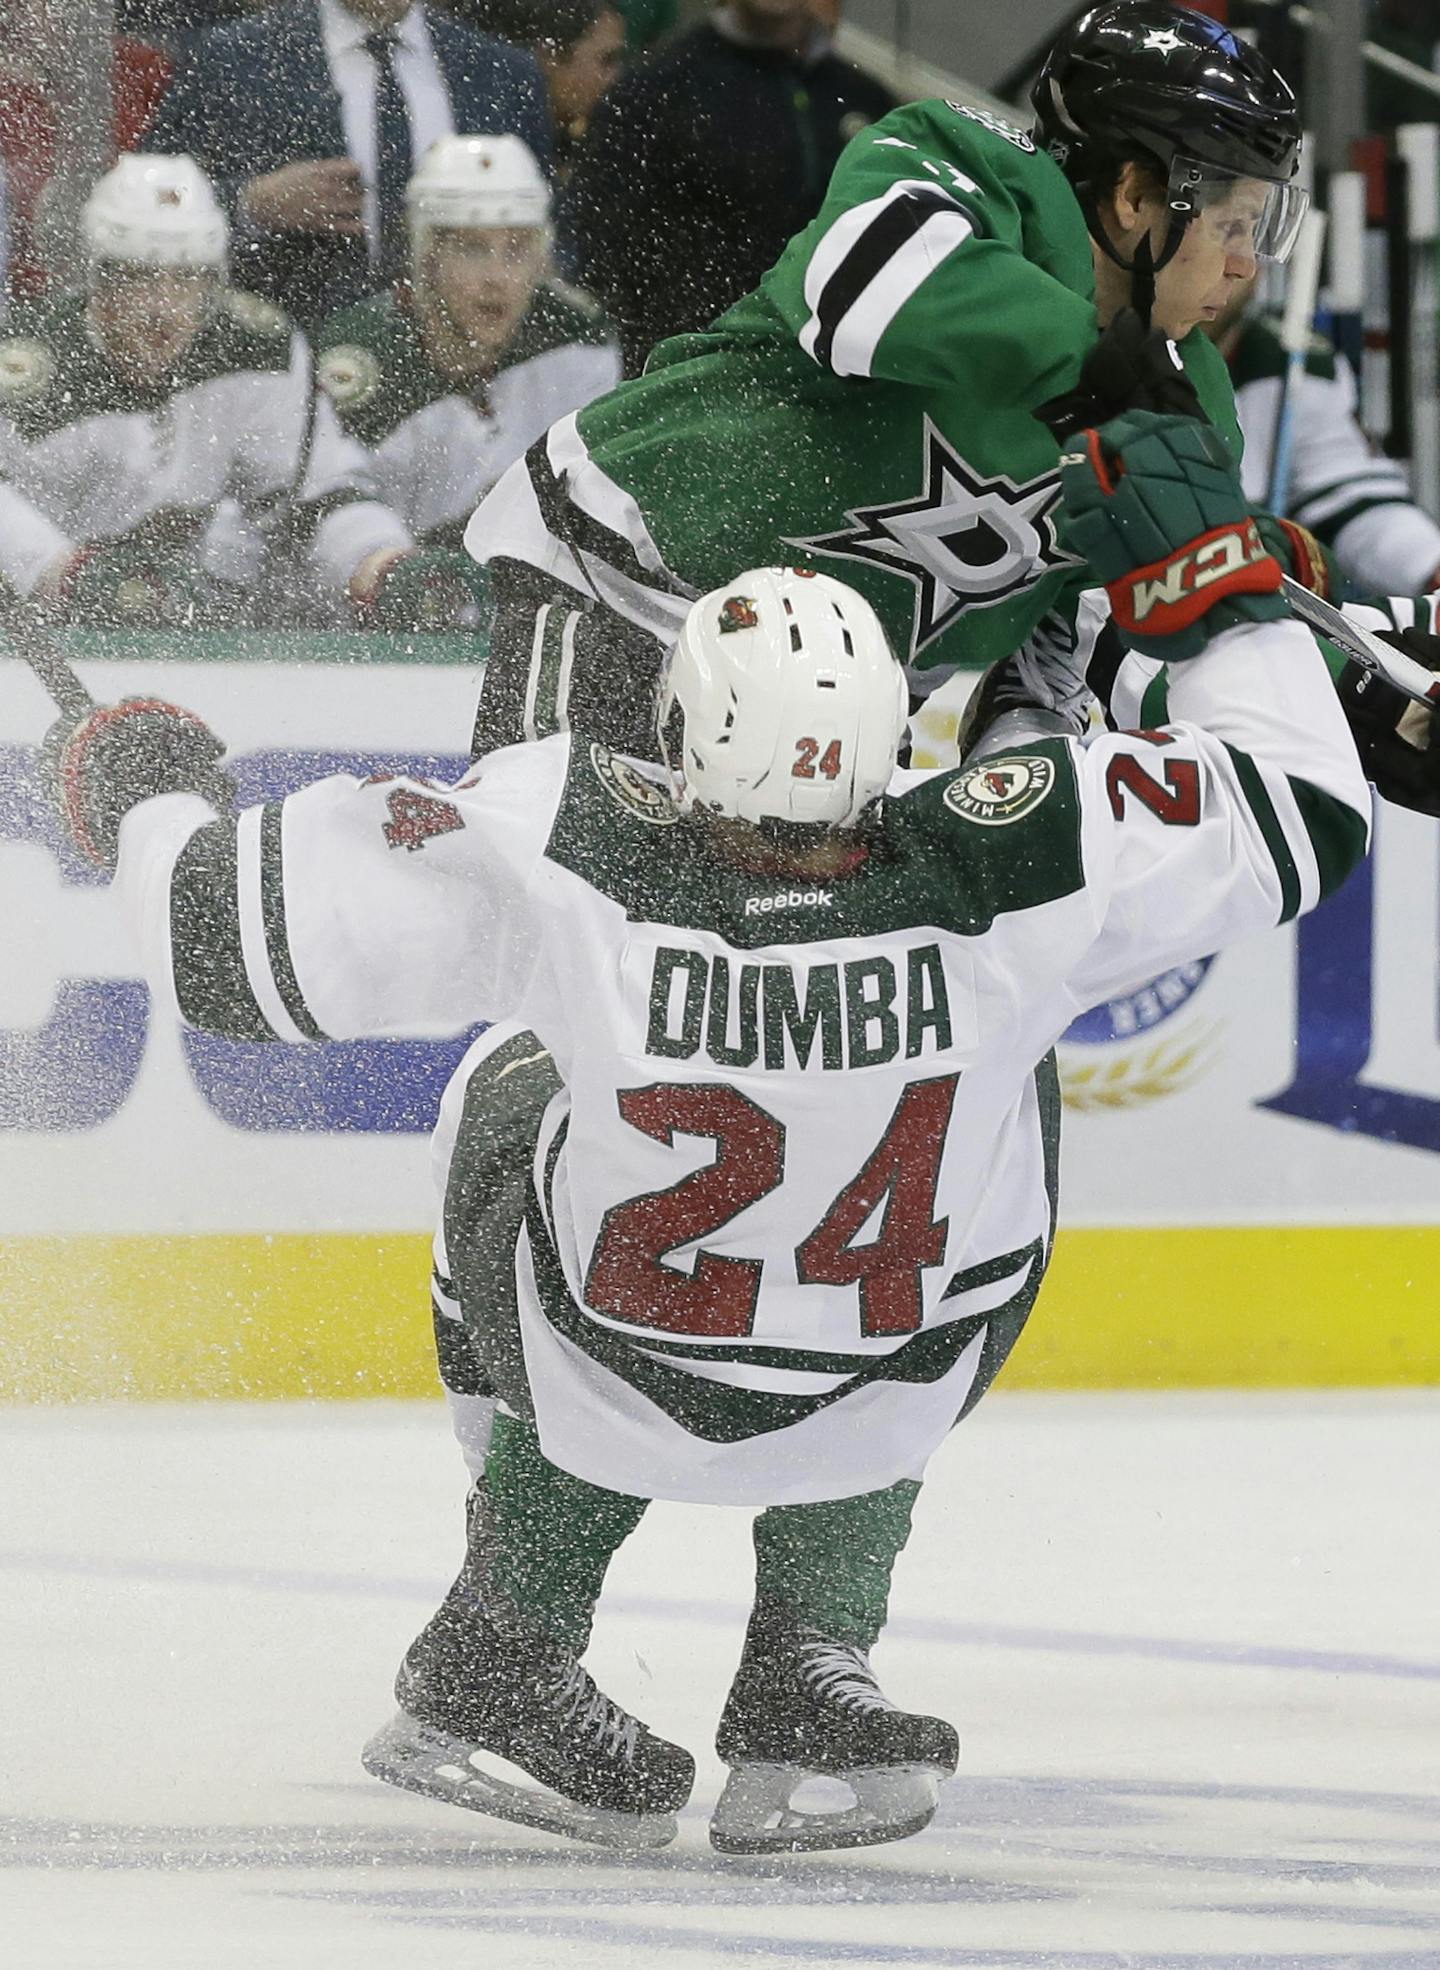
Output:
top-left (943, 753), bottom-right (1056, 826)
top-left (590, 744), bottom-right (678, 826)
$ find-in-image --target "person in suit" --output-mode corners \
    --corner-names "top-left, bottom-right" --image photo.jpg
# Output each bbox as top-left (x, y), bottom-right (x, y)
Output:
top-left (147, 0), bottom-right (552, 329)
top-left (558, 0), bottom-right (897, 375)
top-left (453, 0), bottom-right (626, 171)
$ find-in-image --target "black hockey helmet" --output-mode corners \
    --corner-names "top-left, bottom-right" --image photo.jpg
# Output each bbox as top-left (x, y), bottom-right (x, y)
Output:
top-left (1032, 2), bottom-right (1307, 309)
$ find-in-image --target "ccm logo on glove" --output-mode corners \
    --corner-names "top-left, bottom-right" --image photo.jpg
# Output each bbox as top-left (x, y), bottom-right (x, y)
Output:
top-left (1110, 518), bottom-right (1283, 638)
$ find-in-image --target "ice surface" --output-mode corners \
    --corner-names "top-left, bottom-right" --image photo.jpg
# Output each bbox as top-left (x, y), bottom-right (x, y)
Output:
top-left (5, 1390), bottom-right (1439, 1968)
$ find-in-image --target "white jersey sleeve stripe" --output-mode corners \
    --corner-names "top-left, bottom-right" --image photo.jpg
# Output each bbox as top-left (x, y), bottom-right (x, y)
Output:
top-left (555, 608), bottom-right (579, 734)
top-left (799, 178), bottom-right (976, 375)
top-left (829, 210), bottom-right (976, 380)
top-left (522, 602), bottom-right (553, 746)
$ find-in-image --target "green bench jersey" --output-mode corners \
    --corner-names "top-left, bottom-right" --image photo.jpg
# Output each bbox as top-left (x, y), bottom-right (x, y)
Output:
top-left (118, 616), bottom-right (1364, 1505)
top-left (467, 99), bottom-right (1241, 693)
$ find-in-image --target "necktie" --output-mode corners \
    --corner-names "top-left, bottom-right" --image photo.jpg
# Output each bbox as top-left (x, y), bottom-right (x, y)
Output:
top-left (364, 29), bottom-right (412, 282)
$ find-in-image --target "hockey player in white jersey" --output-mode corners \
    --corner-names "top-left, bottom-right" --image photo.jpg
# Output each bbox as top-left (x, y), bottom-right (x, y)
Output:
top-left (0, 155), bottom-right (410, 629)
top-left (1210, 279), bottom-right (1440, 599)
top-left (315, 136), bottom-right (620, 632)
top-left (51, 409), bottom-right (1370, 1854)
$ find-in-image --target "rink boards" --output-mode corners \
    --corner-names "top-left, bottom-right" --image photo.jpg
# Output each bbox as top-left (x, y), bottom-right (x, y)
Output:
top-left (2, 636), bottom-right (1437, 1399)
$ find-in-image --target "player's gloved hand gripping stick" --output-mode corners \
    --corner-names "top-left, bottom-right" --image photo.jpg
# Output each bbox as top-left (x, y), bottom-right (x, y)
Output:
top-left (1323, 613), bottom-right (1440, 818)
top-left (45, 697), bottom-right (235, 872)
top-left (3, 603), bottom-right (234, 873)
top-left (1059, 410), bottom-right (1288, 661)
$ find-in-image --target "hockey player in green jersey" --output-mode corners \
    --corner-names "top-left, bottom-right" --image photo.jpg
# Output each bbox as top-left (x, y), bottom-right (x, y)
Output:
top-left (54, 408), bottom-right (1369, 1854)
top-left (462, 0), bottom-right (1312, 755)
top-left (316, 136), bottom-right (620, 632)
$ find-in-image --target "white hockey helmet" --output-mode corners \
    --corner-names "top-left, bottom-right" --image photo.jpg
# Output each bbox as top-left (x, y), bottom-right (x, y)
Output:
top-left (660, 568), bottom-right (909, 830)
top-left (406, 134), bottom-right (551, 235)
top-left (82, 154), bottom-right (229, 271)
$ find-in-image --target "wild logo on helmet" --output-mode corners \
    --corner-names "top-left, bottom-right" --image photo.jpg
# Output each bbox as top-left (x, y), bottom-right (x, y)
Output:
top-left (717, 595), bottom-right (760, 634)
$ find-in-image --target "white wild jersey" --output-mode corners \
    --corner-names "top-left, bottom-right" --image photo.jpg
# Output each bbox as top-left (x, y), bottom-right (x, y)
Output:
top-left (119, 618), bottom-right (1368, 1504)
top-left (315, 285), bottom-right (621, 546)
top-left (1229, 313), bottom-right (1440, 596)
top-left (0, 291), bottom-right (408, 598)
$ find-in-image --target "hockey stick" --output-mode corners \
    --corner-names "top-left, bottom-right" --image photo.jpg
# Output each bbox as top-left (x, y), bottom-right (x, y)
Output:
top-left (1266, 207), bottom-right (1329, 516)
top-left (1282, 575), bottom-right (1440, 707)
top-left (2, 606), bottom-right (95, 719)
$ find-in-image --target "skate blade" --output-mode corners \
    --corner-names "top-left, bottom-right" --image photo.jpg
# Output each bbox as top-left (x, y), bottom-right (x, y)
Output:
top-left (361, 1710), bottom-right (679, 1853)
top-left (710, 1760), bottom-right (946, 1855)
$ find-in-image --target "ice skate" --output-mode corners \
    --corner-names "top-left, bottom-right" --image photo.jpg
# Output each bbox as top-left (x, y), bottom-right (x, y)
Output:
top-left (710, 1599), bottom-right (958, 1855)
top-left (363, 1554), bottom-right (694, 1852)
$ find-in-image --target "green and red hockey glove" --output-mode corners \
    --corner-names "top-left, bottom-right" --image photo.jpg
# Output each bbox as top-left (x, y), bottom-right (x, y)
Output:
top-left (359, 548), bottom-right (492, 632)
top-left (1059, 410), bottom-right (1287, 661)
top-left (57, 543), bottom-right (231, 630)
top-left (46, 696), bottom-right (234, 872)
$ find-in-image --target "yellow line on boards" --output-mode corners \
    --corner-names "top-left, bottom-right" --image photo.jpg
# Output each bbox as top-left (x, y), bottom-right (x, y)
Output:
top-left (0, 1234), bottom-right (437, 1403)
top-left (1009, 1227), bottom-right (1440, 1389)
top-left (1, 1227), bottom-right (1436, 1402)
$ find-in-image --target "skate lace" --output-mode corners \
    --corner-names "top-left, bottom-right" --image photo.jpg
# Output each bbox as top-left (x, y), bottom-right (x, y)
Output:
top-left (1010, 610), bottom-right (1093, 729)
top-left (547, 1656), bottom-right (641, 1763)
top-left (796, 1633), bottom-right (896, 1716)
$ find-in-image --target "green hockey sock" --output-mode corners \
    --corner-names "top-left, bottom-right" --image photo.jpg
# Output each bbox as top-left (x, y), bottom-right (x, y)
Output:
top-left (751, 1480), bottom-right (922, 1649)
top-left (483, 1411), bottom-right (649, 1651)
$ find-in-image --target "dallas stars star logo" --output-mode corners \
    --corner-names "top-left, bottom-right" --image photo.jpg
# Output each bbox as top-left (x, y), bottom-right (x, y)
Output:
top-left (1143, 27), bottom-right (1183, 53)
top-left (786, 420), bottom-right (1071, 657)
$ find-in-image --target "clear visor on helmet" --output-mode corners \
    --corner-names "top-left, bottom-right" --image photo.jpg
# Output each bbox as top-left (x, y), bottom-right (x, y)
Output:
top-left (1167, 155), bottom-right (1310, 264)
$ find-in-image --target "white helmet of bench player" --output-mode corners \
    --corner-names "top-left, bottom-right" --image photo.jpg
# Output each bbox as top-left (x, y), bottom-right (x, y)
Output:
top-left (407, 134), bottom-right (551, 238)
top-left (660, 568), bottom-right (909, 829)
top-left (82, 154), bottom-right (228, 270)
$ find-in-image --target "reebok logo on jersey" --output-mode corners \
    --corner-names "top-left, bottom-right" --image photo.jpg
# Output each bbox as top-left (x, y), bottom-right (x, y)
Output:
top-left (744, 888), bottom-right (834, 916)
top-left (943, 754), bottom-right (1056, 826)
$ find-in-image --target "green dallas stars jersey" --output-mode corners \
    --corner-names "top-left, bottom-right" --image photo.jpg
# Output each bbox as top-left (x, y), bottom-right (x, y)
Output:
top-left (466, 98), bottom-right (1241, 694)
top-left (116, 617), bottom-right (1364, 1505)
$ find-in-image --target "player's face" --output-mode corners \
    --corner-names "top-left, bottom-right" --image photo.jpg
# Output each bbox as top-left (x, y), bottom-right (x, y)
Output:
top-left (545, 7), bottom-right (625, 129)
top-left (416, 226), bottom-right (546, 377)
top-left (1205, 271), bottom-right (1260, 346)
top-left (88, 267), bottom-right (213, 385)
top-left (1149, 179), bottom-right (1267, 340)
